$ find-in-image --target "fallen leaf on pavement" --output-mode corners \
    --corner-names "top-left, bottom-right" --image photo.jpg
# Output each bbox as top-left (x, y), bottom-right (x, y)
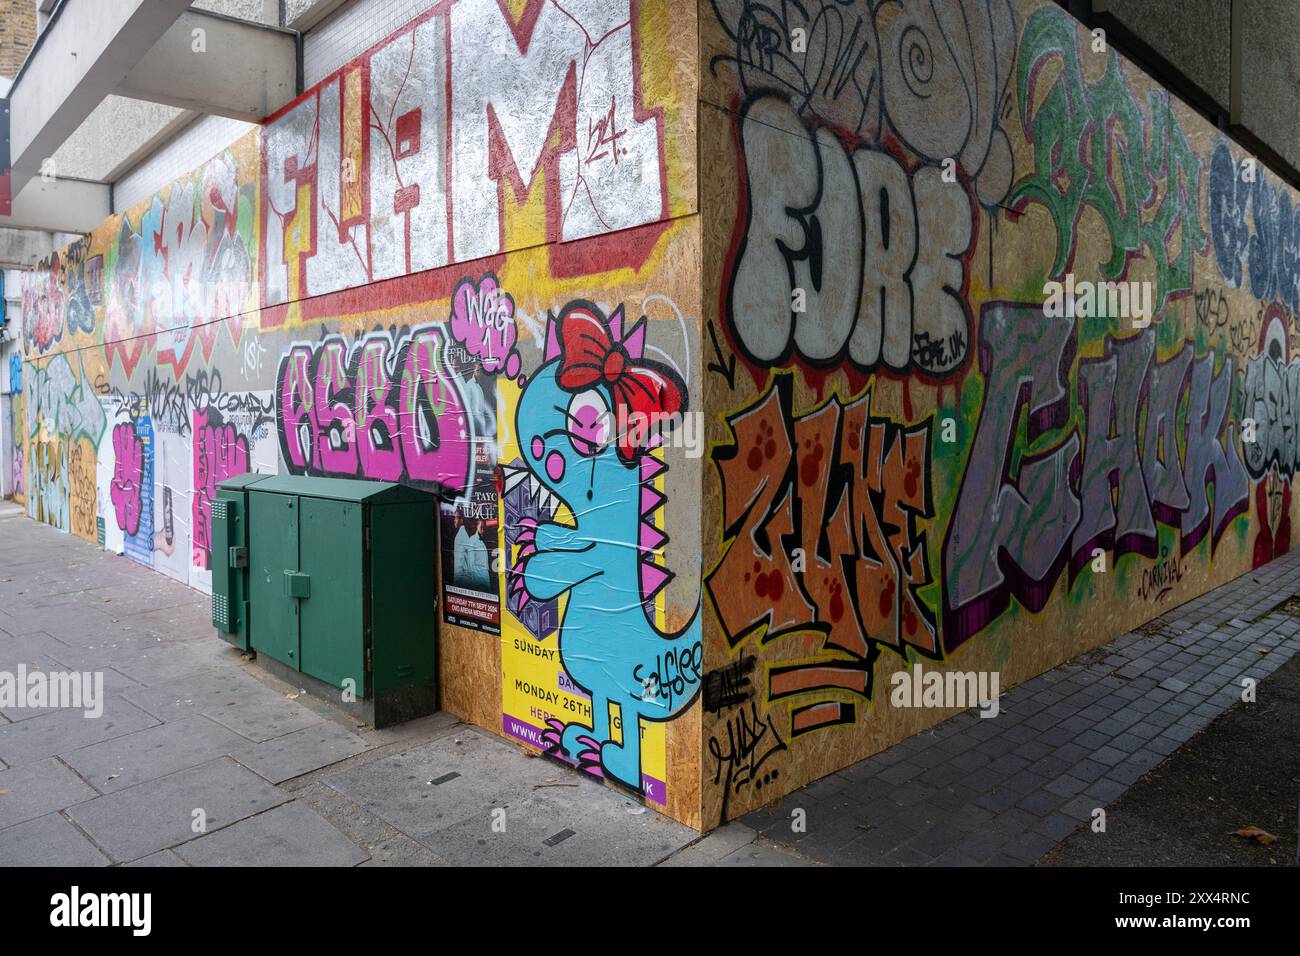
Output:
top-left (1233, 826), bottom-right (1278, 845)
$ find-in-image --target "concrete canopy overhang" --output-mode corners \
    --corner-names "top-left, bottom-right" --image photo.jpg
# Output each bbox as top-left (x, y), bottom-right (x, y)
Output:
top-left (4, 1), bottom-right (296, 234)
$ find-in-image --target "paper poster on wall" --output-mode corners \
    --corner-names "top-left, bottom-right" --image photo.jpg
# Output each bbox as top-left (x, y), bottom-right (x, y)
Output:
top-left (151, 432), bottom-right (191, 586)
top-left (439, 477), bottom-right (501, 634)
top-left (436, 331), bottom-right (503, 633)
top-left (496, 368), bottom-right (671, 808)
top-left (116, 409), bottom-right (155, 569)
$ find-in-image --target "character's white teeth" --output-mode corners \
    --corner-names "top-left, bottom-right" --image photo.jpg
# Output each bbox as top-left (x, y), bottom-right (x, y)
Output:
top-left (502, 466), bottom-right (530, 494)
top-left (502, 461), bottom-right (565, 517)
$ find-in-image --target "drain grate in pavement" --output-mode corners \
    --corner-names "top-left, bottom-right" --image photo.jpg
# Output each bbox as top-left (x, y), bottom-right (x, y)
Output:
top-left (543, 828), bottom-right (575, 847)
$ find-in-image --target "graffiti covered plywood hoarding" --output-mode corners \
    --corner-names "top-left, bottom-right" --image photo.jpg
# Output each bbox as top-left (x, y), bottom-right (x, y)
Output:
top-left (259, 0), bottom-right (705, 823)
top-left (20, 133), bottom-right (266, 593)
top-left (16, 0), bottom-right (708, 826)
top-left (697, 0), bottom-right (1300, 827)
top-left (8, 351), bottom-right (24, 506)
top-left (21, 0), bottom-right (1300, 834)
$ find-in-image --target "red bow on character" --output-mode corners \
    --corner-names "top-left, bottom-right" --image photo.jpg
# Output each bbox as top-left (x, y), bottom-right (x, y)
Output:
top-left (556, 305), bottom-right (686, 462)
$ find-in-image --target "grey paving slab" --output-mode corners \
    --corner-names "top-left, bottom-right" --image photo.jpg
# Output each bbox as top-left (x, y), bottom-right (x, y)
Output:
top-left (61, 714), bottom-right (252, 793)
top-left (715, 838), bottom-right (817, 866)
top-left (324, 726), bottom-right (697, 865)
top-left (659, 822), bottom-right (759, 866)
top-left (124, 849), bottom-right (189, 867)
top-left (0, 698), bottom-right (159, 767)
top-left (173, 801), bottom-right (369, 867)
top-left (24, 585), bottom-right (121, 611)
top-left (851, 817), bottom-right (923, 858)
top-left (0, 631), bottom-right (75, 669)
top-left (1085, 778), bottom-right (1128, 804)
top-left (0, 603), bottom-right (118, 640)
top-left (882, 842), bottom-right (935, 865)
top-left (124, 603), bottom-right (222, 640)
top-left (770, 807), bottom-right (879, 865)
top-left (322, 728), bottom-right (559, 841)
top-left (203, 691), bottom-right (325, 743)
top-left (416, 787), bottom-right (694, 866)
top-left (348, 710), bottom-right (459, 746)
top-left (0, 813), bottom-right (111, 867)
top-left (39, 631), bottom-right (180, 667)
top-left (0, 658), bottom-right (140, 723)
top-left (229, 722), bottom-right (369, 784)
top-left (0, 757), bottom-right (100, 829)
top-left (50, 635), bottom-right (235, 686)
top-left (355, 837), bottom-right (448, 866)
top-left (291, 779), bottom-right (449, 865)
top-left (952, 824), bottom-right (1012, 863)
top-left (120, 667), bottom-right (276, 721)
top-left (94, 588), bottom-right (208, 620)
top-left (65, 757), bottom-right (291, 862)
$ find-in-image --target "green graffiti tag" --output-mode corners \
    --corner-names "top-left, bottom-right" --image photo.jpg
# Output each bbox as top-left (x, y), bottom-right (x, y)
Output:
top-left (1010, 6), bottom-right (1207, 316)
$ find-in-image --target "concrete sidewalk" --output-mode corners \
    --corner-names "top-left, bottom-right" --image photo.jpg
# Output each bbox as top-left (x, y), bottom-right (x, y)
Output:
top-left (0, 506), bottom-right (724, 866)
top-left (2, 505), bottom-right (1297, 866)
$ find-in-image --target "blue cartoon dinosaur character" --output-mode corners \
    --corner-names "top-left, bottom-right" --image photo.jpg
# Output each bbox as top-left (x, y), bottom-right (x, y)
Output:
top-left (508, 301), bottom-right (702, 793)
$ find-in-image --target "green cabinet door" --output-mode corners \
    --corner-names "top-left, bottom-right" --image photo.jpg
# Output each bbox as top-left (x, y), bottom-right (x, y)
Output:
top-left (210, 495), bottom-right (240, 638)
top-left (249, 492), bottom-right (300, 667)
top-left (298, 496), bottom-right (366, 693)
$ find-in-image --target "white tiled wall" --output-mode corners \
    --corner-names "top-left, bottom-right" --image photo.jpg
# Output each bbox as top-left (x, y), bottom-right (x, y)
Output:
top-left (113, 115), bottom-right (257, 213)
top-left (303, 0), bottom-right (440, 86)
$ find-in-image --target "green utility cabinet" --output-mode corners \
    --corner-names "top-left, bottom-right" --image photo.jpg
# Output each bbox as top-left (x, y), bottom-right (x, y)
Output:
top-left (211, 472), bottom-right (272, 650)
top-left (212, 474), bottom-right (438, 728)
